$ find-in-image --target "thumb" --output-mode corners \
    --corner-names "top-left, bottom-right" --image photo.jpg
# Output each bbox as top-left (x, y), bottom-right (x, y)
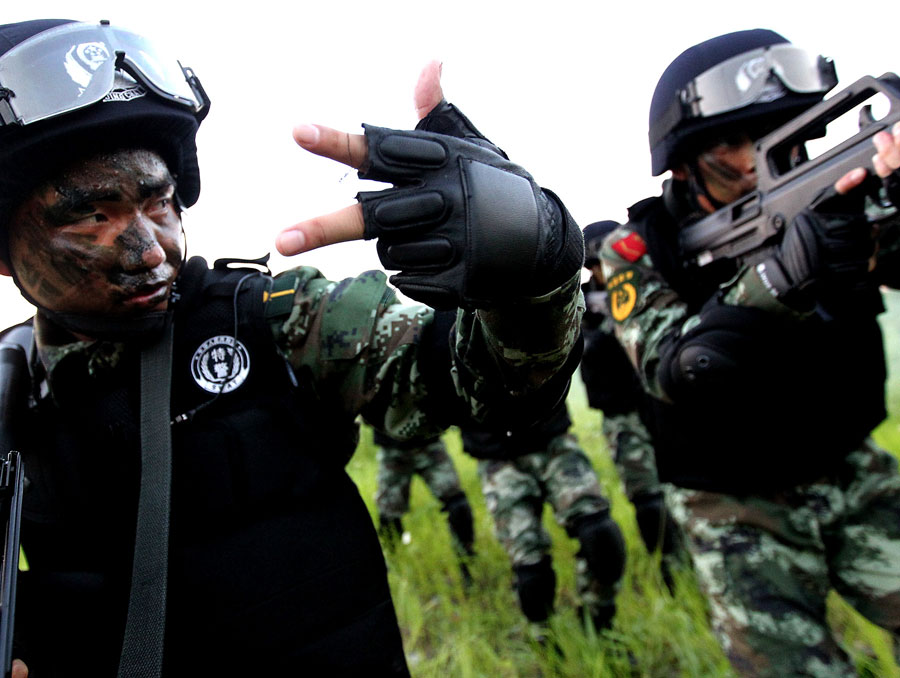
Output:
top-left (414, 60), bottom-right (444, 120)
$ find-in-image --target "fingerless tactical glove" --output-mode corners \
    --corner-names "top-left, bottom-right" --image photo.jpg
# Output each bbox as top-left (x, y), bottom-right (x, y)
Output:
top-left (756, 189), bottom-right (874, 309)
top-left (357, 102), bottom-right (582, 309)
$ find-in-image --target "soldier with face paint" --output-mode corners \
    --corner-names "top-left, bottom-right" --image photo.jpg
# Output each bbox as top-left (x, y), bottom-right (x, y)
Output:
top-left (0, 19), bottom-right (585, 678)
top-left (600, 29), bottom-right (900, 677)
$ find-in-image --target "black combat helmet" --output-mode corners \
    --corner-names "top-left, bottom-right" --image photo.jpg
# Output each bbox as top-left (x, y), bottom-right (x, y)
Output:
top-left (583, 220), bottom-right (621, 269)
top-left (648, 28), bottom-right (837, 176)
top-left (0, 18), bottom-right (210, 263)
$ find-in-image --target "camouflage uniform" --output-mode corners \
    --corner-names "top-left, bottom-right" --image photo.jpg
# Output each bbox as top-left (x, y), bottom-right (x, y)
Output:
top-left (600, 412), bottom-right (658, 504)
top-left (22, 261), bottom-right (583, 676)
top-left (581, 277), bottom-right (680, 561)
top-left (373, 430), bottom-right (475, 560)
top-left (375, 434), bottom-right (464, 521)
top-left (599, 186), bottom-right (900, 677)
top-left (666, 440), bottom-right (900, 678)
top-left (465, 405), bottom-right (625, 630)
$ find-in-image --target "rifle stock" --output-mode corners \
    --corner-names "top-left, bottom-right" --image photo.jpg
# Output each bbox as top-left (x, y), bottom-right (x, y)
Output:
top-left (0, 343), bottom-right (28, 678)
top-left (680, 73), bottom-right (900, 266)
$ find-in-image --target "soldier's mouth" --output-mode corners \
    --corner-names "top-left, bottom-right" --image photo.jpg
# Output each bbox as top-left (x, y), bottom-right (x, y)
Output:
top-left (120, 281), bottom-right (171, 310)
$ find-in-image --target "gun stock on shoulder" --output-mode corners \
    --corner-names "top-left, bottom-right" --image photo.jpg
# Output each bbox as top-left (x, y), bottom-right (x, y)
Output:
top-left (0, 343), bottom-right (27, 678)
top-left (680, 73), bottom-right (900, 267)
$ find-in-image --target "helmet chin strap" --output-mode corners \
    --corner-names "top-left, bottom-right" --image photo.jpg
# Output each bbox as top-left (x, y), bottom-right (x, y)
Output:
top-left (685, 159), bottom-right (728, 214)
top-left (663, 177), bottom-right (708, 229)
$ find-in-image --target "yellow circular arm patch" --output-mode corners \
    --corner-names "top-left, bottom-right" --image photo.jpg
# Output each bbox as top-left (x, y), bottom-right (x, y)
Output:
top-left (608, 268), bottom-right (639, 322)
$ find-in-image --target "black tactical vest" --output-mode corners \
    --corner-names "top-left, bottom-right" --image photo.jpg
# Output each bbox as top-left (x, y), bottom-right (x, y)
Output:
top-left (11, 257), bottom-right (409, 677)
top-left (629, 196), bottom-right (888, 493)
top-left (579, 280), bottom-right (647, 418)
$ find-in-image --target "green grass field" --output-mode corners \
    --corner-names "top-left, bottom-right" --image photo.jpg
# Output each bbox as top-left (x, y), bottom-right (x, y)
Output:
top-left (346, 290), bottom-right (900, 678)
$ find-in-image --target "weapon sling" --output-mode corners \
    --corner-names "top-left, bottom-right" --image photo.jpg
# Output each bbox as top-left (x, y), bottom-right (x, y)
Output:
top-left (117, 322), bottom-right (174, 678)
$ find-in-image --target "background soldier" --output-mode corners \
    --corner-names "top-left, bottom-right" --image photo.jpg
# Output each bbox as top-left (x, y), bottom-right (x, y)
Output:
top-left (0, 19), bottom-right (584, 677)
top-left (600, 29), bottom-right (900, 677)
top-left (580, 221), bottom-right (681, 582)
top-left (462, 406), bottom-right (626, 636)
top-left (373, 431), bottom-right (476, 579)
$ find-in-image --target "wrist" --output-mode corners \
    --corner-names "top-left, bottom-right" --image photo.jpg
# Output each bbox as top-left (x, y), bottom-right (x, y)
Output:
top-left (723, 260), bottom-right (813, 315)
top-left (524, 189), bottom-right (584, 298)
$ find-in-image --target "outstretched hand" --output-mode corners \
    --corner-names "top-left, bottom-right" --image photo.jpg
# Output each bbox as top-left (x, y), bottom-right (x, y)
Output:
top-left (275, 61), bottom-right (444, 257)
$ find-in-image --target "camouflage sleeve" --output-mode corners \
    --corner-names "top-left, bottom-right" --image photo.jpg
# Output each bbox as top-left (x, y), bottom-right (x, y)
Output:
top-left (451, 272), bottom-right (584, 421)
top-left (270, 265), bottom-right (583, 440)
top-left (718, 264), bottom-right (809, 315)
top-left (599, 225), bottom-right (691, 401)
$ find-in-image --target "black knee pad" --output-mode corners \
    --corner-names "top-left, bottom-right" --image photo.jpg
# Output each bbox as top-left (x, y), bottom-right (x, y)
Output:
top-left (443, 493), bottom-right (475, 551)
top-left (514, 556), bottom-right (556, 622)
top-left (574, 511), bottom-right (625, 586)
top-left (633, 494), bottom-right (677, 555)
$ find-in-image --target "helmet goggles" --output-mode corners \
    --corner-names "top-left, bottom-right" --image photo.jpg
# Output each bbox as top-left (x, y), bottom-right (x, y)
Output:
top-left (651, 44), bottom-right (837, 151)
top-left (682, 44), bottom-right (837, 119)
top-left (0, 20), bottom-right (208, 127)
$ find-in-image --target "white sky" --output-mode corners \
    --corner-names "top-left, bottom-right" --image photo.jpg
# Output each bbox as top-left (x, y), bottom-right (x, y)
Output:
top-left (1, 0), bottom-right (898, 327)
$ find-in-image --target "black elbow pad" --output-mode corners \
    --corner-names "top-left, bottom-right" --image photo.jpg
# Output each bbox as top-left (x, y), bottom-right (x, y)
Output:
top-left (658, 303), bottom-right (776, 399)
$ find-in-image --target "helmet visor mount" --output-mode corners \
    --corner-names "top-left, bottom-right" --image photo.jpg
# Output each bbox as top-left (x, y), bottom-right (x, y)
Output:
top-left (0, 20), bottom-right (208, 127)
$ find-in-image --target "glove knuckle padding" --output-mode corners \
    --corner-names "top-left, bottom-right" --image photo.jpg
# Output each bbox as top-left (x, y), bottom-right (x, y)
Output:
top-left (363, 133), bottom-right (448, 183)
top-left (358, 124), bottom-right (547, 309)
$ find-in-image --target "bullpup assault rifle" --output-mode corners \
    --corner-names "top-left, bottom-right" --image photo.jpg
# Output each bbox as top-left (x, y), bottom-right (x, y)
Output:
top-left (0, 341), bottom-right (27, 678)
top-left (680, 73), bottom-right (900, 266)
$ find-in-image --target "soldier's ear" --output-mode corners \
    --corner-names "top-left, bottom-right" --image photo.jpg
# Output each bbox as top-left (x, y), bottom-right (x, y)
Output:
top-left (671, 165), bottom-right (689, 181)
top-left (0, 261), bottom-right (11, 277)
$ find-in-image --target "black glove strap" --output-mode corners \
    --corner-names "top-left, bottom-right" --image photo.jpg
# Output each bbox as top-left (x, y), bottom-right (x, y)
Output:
top-left (118, 321), bottom-right (174, 678)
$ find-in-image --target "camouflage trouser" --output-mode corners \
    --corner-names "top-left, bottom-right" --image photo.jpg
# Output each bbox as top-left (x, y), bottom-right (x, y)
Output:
top-left (601, 411), bottom-right (661, 502)
top-left (375, 437), bottom-right (464, 520)
top-left (603, 411), bottom-right (684, 563)
top-left (666, 439), bottom-right (900, 678)
top-left (477, 432), bottom-right (617, 616)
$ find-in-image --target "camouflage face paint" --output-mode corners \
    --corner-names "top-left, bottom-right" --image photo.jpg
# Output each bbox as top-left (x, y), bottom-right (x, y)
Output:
top-left (7, 148), bottom-right (183, 316)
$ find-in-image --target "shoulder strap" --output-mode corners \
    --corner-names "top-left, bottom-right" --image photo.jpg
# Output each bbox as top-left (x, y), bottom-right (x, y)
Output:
top-left (0, 322), bottom-right (34, 366)
top-left (118, 321), bottom-right (174, 678)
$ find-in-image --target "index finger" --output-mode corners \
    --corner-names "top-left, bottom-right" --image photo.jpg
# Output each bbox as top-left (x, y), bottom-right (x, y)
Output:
top-left (293, 124), bottom-right (369, 170)
top-left (833, 167), bottom-right (867, 195)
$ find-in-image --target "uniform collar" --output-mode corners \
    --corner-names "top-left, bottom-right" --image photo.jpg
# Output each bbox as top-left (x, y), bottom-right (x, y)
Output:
top-left (33, 312), bottom-right (126, 398)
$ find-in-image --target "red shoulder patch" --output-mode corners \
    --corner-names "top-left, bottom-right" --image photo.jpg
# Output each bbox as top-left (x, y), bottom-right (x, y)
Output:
top-left (611, 233), bottom-right (647, 263)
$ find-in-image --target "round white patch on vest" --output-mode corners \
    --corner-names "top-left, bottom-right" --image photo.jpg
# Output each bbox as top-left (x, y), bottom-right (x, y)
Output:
top-left (190, 336), bottom-right (251, 394)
